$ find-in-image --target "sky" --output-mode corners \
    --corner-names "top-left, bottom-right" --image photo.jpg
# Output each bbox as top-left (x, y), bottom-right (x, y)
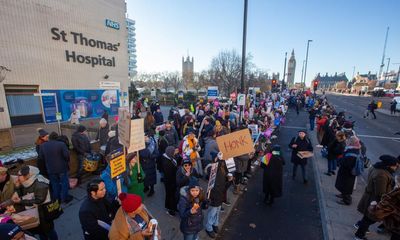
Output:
top-left (127, 0), bottom-right (400, 85)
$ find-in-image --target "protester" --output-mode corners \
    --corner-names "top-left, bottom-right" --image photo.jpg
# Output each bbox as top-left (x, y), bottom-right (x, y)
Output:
top-left (326, 131), bottom-right (346, 176)
top-left (308, 107), bottom-right (317, 131)
top-left (71, 125), bottom-right (91, 183)
top-left (79, 179), bottom-right (118, 240)
top-left (390, 99), bottom-right (397, 115)
top-left (161, 146), bottom-right (178, 216)
top-left (96, 118), bottom-right (109, 146)
top-left (165, 121), bottom-right (180, 147)
top-left (233, 153), bottom-right (250, 195)
top-left (261, 145), bottom-right (285, 205)
top-left (0, 163), bottom-right (14, 209)
top-left (289, 130), bottom-right (313, 184)
top-left (127, 152), bottom-right (145, 199)
top-left (12, 166), bottom-right (58, 240)
top-left (178, 179), bottom-right (207, 240)
top-left (334, 136), bottom-right (361, 205)
top-left (354, 155), bottom-right (398, 239)
top-left (153, 108), bottom-right (164, 126)
top-left (182, 129), bottom-right (202, 177)
top-left (176, 158), bottom-right (200, 194)
top-left (69, 110), bottom-right (80, 125)
top-left (105, 125), bottom-right (123, 156)
top-left (144, 111), bottom-right (155, 133)
top-left (35, 128), bottom-right (49, 177)
top-left (101, 160), bottom-right (128, 202)
top-left (109, 193), bottom-right (161, 240)
top-left (39, 132), bottom-right (72, 204)
top-left (203, 131), bottom-right (219, 167)
top-left (140, 135), bottom-right (158, 197)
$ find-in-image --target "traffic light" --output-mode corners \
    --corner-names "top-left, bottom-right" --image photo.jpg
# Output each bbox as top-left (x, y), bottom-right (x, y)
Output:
top-left (272, 79), bottom-right (277, 87)
top-left (313, 81), bottom-right (319, 91)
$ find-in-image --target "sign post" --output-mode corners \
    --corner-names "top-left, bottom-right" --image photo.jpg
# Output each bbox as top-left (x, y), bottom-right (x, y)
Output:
top-left (207, 86), bottom-right (219, 100)
top-left (34, 93), bottom-right (61, 135)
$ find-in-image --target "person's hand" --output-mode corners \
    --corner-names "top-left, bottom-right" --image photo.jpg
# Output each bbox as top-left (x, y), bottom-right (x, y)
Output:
top-left (185, 171), bottom-right (191, 176)
top-left (11, 193), bottom-right (21, 203)
top-left (292, 144), bottom-right (298, 148)
top-left (141, 228), bottom-right (153, 237)
top-left (191, 205), bottom-right (199, 214)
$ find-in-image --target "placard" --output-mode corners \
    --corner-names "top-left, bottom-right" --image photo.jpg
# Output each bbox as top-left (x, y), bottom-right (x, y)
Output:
top-left (207, 163), bottom-right (218, 193)
top-left (225, 158), bottom-right (236, 173)
top-left (237, 94), bottom-right (246, 106)
top-left (128, 118), bottom-right (145, 153)
top-left (110, 153), bottom-right (126, 179)
top-left (118, 108), bottom-right (131, 147)
top-left (216, 129), bottom-right (255, 160)
top-left (248, 124), bottom-right (259, 139)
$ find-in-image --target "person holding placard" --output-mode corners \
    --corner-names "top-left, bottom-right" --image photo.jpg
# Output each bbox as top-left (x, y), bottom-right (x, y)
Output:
top-left (289, 130), bottom-right (313, 184)
top-left (127, 153), bottom-right (145, 199)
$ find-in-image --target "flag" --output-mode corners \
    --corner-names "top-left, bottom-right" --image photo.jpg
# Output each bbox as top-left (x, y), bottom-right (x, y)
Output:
top-left (261, 153), bottom-right (272, 166)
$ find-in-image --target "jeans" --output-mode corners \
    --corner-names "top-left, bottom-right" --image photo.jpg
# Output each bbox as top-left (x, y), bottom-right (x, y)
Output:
top-left (183, 233), bottom-right (199, 240)
top-left (48, 172), bottom-right (69, 202)
top-left (328, 159), bottom-right (337, 172)
top-left (293, 164), bottom-right (307, 181)
top-left (205, 206), bottom-right (221, 232)
top-left (309, 118), bottom-right (315, 131)
top-left (193, 158), bottom-right (203, 176)
top-left (355, 215), bottom-right (376, 238)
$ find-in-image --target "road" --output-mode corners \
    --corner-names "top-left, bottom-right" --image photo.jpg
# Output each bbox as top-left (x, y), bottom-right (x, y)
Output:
top-left (217, 109), bottom-right (323, 240)
top-left (325, 94), bottom-right (400, 167)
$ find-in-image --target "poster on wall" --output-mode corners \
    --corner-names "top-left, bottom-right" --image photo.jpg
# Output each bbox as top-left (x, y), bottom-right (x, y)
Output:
top-left (41, 89), bottom-right (119, 123)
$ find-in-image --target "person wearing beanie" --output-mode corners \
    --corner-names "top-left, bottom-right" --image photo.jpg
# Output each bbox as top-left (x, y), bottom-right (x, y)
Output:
top-left (96, 118), bottom-right (109, 146)
top-left (178, 178), bottom-right (207, 240)
top-left (354, 154), bottom-right (399, 239)
top-left (109, 193), bottom-right (161, 240)
top-left (79, 179), bottom-right (118, 240)
top-left (71, 125), bottom-right (91, 183)
top-left (0, 223), bottom-right (36, 240)
top-left (261, 145), bottom-right (285, 205)
top-left (176, 157), bottom-right (200, 197)
top-left (35, 128), bottom-right (50, 177)
top-left (161, 146), bottom-right (179, 216)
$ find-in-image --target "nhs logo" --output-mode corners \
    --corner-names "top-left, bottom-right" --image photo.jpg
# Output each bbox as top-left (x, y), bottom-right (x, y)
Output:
top-left (105, 19), bottom-right (120, 30)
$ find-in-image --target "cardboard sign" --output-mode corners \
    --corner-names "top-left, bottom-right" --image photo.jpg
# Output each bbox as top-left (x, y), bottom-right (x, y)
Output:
top-left (207, 163), bottom-right (218, 193)
top-left (216, 129), bottom-right (255, 160)
top-left (118, 108), bottom-right (131, 147)
top-left (297, 151), bottom-right (314, 159)
top-left (110, 153), bottom-right (126, 179)
top-left (128, 118), bottom-right (145, 153)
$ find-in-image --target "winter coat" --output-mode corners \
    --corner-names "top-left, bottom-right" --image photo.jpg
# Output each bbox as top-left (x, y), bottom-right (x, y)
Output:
top-left (101, 165), bottom-right (128, 201)
top-left (0, 174), bottom-right (14, 204)
top-left (335, 148), bottom-right (359, 195)
top-left (162, 153), bottom-right (178, 211)
top-left (203, 137), bottom-right (219, 166)
top-left (321, 124), bottom-right (335, 147)
top-left (71, 131), bottom-right (91, 155)
top-left (234, 154), bottom-right (250, 174)
top-left (178, 186), bottom-right (206, 234)
top-left (35, 138), bottom-right (48, 176)
top-left (261, 154), bottom-right (285, 197)
top-left (368, 188), bottom-right (400, 235)
top-left (79, 196), bottom-right (119, 240)
top-left (39, 140), bottom-right (70, 174)
top-left (209, 160), bottom-right (229, 207)
top-left (176, 167), bottom-right (200, 191)
top-left (96, 125), bottom-right (109, 146)
top-left (153, 111), bottom-right (164, 125)
top-left (182, 136), bottom-right (201, 162)
top-left (357, 163), bottom-right (394, 216)
top-left (327, 139), bottom-right (346, 161)
top-left (289, 136), bottom-right (313, 165)
top-left (165, 128), bottom-right (179, 147)
top-left (139, 148), bottom-right (157, 187)
top-left (105, 136), bottom-right (123, 157)
top-left (109, 206), bottom-right (159, 240)
top-left (127, 163), bottom-right (145, 199)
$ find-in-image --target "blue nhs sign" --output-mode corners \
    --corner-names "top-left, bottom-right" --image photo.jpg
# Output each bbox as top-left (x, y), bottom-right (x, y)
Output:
top-left (105, 19), bottom-right (120, 30)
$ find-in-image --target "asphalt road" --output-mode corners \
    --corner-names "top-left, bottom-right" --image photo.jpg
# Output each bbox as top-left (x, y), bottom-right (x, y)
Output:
top-left (217, 110), bottom-right (323, 240)
top-left (325, 94), bottom-right (400, 167)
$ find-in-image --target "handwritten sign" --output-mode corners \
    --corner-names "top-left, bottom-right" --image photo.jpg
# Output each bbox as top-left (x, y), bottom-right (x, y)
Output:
top-left (128, 118), bottom-right (145, 153)
top-left (216, 129), bottom-right (254, 160)
top-left (207, 163), bottom-right (218, 194)
top-left (110, 153), bottom-right (126, 179)
top-left (118, 108), bottom-right (131, 147)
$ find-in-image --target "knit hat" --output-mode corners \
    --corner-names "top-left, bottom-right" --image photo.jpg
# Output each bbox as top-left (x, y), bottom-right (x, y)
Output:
top-left (38, 128), bottom-right (48, 137)
top-left (118, 193), bottom-right (142, 213)
top-left (188, 178), bottom-right (200, 190)
top-left (379, 155), bottom-right (398, 167)
top-left (186, 127), bottom-right (195, 135)
top-left (182, 157), bottom-right (192, 165)
top-left (165, 146), bottom-right (175, 158)
top-left (77, 125), bottom-right (87, 133)
top-left (210, 151), bottom-right (218, 161)
top-left (0, 223), bottom-right (24, 240)
top-left (298, 129), bottom-right (307, 134)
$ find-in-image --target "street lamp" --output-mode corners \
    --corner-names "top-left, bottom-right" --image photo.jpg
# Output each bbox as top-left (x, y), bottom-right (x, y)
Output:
top-left (303, 40), bottom-right (313, 90)
top-left (240, 0), bottom-right (248, 94)
top-left (384, 57), bottom-right (390, 84)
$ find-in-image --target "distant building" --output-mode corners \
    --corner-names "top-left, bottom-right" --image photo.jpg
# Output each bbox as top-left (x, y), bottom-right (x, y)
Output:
top-left (379, 70), bottom-right (398, 88)
top-left (351, 72), bottom-right (378, 93)
top-left (313, 72), bottom-right (348, 89)
top-left (286, 50), bottom-right (296, 87)
top-left (182, 55), bottom-right (194, 89)
top-left (127, 18), bottom-right (137, 77)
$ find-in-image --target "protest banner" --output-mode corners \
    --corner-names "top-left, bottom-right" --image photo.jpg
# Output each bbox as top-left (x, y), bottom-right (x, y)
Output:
top-left (118, 108), bottom-right (131, 147)
top-left (109, 152), bottom-right (126, 179)
top-left (207, 163), bottom-right (218, 197)
top-left (216, 129), bottom-right (255, 160)
top-left (128, 118), bottom-right (145, 153)
top-left (225, 158), bottom-right (236, 173)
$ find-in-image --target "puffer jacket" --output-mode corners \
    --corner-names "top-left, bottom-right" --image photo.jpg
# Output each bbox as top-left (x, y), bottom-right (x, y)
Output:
top-left (177, 186), bottom-right (207, 234)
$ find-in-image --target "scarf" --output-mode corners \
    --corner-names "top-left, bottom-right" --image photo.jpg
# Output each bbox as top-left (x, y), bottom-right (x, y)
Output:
top-left (22, 166), bottom-right (49, 188)
top-left (187, 136), bottom-right (198, 161)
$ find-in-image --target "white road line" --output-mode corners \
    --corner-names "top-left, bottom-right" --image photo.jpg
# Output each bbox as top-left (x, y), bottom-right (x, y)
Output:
top-left (281, 126), bottom-right (306, 129)
top-left (357, 134), bottom-right (400, 140)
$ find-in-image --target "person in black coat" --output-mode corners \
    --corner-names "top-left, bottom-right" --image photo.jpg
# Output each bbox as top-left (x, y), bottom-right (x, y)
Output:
top-left (153, 108), bottom-right (164, 126)
top-left (335, 136), bottom-right (361, 205)
top-left (39, 132), bottom-right (72, 203)
top-left (71, 125), bottom-right (91, 181)
top-left (140, 136), bottom-right (158, 197)
top-left (326, 131), bottom-right (346, 176)
top-left (289, 130), bottom-right (313, 184)
top-left (176, 158), bottom-right (200, 192)
top-left (261, 145), bottom-right (285, 205)
top-left (162, 146), bottom-right (178, 216)
top-left (104, 125), bottom-right (123, 157)
top-left (79, 179), bottom-right (119, 240)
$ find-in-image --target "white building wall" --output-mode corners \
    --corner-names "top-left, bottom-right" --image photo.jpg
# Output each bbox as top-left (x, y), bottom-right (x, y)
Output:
top-left (0, 0), bottom-right (128, 129)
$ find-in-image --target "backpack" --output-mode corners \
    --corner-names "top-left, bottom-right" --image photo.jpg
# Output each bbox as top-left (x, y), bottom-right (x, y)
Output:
top-left (345, 152), bottom-right (364, 176)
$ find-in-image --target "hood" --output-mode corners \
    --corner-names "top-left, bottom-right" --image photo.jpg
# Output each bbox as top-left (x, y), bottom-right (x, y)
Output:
top-left (179, 185), bottom-right (204, 197)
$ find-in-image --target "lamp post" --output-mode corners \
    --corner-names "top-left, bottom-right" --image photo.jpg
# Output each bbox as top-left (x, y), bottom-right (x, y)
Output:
top-left (384, 57), bottom-right (390, 85)
top-left (303, 40), bottom-right (313, 90)
top-left (300, 60), bottom-right (305, 88)
top-left (240, 0), bottom-right (248, 94)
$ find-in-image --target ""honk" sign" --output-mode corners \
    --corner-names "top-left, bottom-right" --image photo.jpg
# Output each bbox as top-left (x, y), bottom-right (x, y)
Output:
top-left (216, 129), bottom-right (255, 160)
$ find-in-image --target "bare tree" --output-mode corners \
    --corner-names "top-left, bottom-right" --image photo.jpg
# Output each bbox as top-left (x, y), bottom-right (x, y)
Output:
top-left (169, 71), bottom-right (182, 93)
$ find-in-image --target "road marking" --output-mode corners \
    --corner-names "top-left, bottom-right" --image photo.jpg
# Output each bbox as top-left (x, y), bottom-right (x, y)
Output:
top-left (357, 134), bottom-right (400, 140)
top-left (281, 126), bottom-right (306, 129)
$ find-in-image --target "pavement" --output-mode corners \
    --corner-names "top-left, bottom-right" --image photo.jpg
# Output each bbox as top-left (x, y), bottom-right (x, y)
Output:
top-left (217, 109), bottom-right (323, 240)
